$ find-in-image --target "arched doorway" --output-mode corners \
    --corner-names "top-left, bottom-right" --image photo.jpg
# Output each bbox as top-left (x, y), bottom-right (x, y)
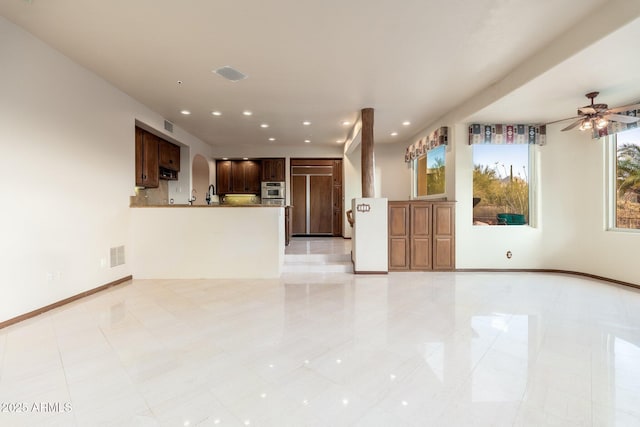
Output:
top-left (192, 154), bottom-right (210, 206)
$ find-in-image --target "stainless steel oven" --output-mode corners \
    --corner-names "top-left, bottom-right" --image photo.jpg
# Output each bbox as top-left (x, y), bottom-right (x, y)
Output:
top-left (261, 181), bottom-right (285, 200)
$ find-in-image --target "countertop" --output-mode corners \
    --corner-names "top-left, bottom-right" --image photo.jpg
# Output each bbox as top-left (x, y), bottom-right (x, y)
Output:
top-left (130, 204), bottom-right (287, 208)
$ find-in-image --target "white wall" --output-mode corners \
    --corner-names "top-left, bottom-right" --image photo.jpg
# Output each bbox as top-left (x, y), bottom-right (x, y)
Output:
top-left (0, 17), bottom-right (211, 323)
top-left (130, 207), bottom-right (284, 279)
top-left (374, 143), bottom-right (412, 201)
top-left (539, 125), bottom-right (639, 284)
top-left (454, 124), bottom-right (545, 269)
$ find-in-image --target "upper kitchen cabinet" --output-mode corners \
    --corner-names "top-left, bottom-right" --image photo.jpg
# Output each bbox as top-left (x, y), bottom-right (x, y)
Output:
top-left (216, 160), bottom-right (233, 194)
top-left (261, 158), bottom-right (285, 182)
top-left (135, 127), bottom-right (159, 188)
top-left (158, 139), bottom-right (180, 172)
top-left (216, 160), bottom-right (262, 195)
top-left (135, 126), bottom-right (181, 186)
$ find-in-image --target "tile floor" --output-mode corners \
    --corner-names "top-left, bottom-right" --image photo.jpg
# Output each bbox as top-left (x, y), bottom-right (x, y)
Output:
top-left (1, 238), bottom-right (639, 426)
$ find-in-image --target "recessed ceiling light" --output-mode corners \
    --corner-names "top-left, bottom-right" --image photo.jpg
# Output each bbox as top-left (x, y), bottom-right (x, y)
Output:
top-left (180, 110), bottom-right (191, 115)
top-left (342, 121), bottom-right (351, 126)
top-left (243, 111), bottom-right (253, 116)
top-left (268, 137), bottom-right (276, 141)
top-left (402, 121), bottom-right (411, 126)
top-left (211, 111), bottom-right (222, 116)
top-left (391, 132), bottom-right (398, 136)
top-left (222, 157), bottom-right (229, 160)
top-left (177, 80), bottom-right (183, 85)
top-left (243, 157), bottom-right (249, 160)
top-left (336, 139), bottom-right (343, 144)
top-left (260, 123), bottom-right (269, 128)
top-left (304, 139), bottom-right (311, 143)
top-left (302, 121), bottom-right (311, 126)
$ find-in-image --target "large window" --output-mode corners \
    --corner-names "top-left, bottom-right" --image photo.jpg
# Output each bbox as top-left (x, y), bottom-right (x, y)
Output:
top-left (614, 127), bottom-right (640, 230)
top-left (473, 144), bottom-right (530, 225)
top-left (415, 145), bottom-right (446, 197)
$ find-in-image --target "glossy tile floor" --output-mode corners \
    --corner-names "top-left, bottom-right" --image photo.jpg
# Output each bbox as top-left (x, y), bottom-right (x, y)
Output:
top-left (1, 247), bottom-right (639, 425)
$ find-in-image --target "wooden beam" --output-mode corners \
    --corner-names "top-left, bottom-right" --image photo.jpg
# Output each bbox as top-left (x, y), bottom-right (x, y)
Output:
top-left (361, 107), bottom-right (375, 198)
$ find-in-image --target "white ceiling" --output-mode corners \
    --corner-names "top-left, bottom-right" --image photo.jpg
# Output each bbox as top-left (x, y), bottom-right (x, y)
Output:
top-left (2, 0), bottom-right (639, 148)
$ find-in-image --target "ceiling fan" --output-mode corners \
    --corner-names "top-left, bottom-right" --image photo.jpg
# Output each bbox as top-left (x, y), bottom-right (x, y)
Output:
top-left (548, 92), bottom-right (640, 132)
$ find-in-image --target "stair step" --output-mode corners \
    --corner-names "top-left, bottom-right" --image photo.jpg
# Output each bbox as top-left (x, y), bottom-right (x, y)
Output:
top-left (282, 261), bottom-right (353, 273)
top-left (284, 253), bottom-right (351, 263)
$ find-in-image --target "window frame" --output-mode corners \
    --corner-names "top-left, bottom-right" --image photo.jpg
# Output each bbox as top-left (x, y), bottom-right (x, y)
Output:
top-left (412, 145), bottom-right (447, 200)
top-left (471, 143), bottom-right (537, 227)
top-left (606, 132), bottom-right (640, 233)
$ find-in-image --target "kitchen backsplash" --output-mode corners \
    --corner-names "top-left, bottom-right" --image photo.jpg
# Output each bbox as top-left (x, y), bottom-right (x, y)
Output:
top-left (130, 181), bottom-right (169, 206)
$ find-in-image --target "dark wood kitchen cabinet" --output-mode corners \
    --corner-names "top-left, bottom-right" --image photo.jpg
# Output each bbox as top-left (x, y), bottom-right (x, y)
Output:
top-left (388, 201), bottom-right (455, 271)
top-left (216, 160), bottom-right (262, 195)
top-left (261, 158), bottom-right (285, 182)
top-left (135, 127), bottom-right (159, 188)
top-left (216, 160), bottom-right (233, 194)
top-left (158, 139), bottom-right (180, 172)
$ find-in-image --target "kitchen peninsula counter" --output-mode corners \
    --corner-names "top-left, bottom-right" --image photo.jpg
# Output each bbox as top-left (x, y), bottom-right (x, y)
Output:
top-left (130, 205), bottom-right (285, 279)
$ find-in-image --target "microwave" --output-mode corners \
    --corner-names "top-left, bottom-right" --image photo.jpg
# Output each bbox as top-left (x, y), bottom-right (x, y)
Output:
top-left (261, 181), bottom-right (285, 199)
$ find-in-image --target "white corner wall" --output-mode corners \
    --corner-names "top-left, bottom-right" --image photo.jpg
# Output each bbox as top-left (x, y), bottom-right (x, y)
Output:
top-left (0, 17), bottom-right (211, 323)
top-left (539, 125), bottom-right (639, 284)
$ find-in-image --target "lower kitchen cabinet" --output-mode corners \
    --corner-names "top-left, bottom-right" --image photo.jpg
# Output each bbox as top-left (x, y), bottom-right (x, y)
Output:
top-left (388, 201), bottom-right (455, 271)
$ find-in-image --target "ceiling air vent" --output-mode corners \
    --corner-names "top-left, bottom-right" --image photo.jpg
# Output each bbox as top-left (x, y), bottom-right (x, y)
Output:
top-left (164, 120), bottom-right (174, 133)
top-left (214, 66), bottom-right (248, 82)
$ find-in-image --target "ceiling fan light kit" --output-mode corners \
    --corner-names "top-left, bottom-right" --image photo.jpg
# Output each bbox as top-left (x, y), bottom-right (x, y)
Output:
top-left (550, 91), bottom-right (640, 135)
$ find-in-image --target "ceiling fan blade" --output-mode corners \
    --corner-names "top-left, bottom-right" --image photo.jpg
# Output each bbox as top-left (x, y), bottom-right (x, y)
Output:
top-left (603, 113), bottom-right (640, 124)
top-left (579, 107), bottom-right (596, 115)
top-left (561, 119), bottom-right (584, 131)
top-left (545, 116), bottom-right (579, 125)
top-left (607, 103), bottom-right (640, 114)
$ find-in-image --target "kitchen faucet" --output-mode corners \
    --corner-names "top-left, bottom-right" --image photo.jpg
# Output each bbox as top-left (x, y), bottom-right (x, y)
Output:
top-left (188, 189), bottom-right (196, 205)
top-left (206, 185), bottom-right (215, 205)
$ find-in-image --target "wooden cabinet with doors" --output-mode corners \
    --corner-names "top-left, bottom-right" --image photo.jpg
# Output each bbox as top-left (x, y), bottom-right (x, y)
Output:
top-left (158, 139), bottom-right (181, 172)
top-left (388, 201), bottom-right (455, 271)
top-left (135, 126), bottom-right (181, 187)
top-left (216, 159), bottom-right (262, 195)
top-left (216, 160), bottom-right (233, 194)
top-left (388, 202), bottom-right (410, 270)
top-left (135, 127), bottom-right (159, 188)
top-left (261, 158), bottom-right (285, 182)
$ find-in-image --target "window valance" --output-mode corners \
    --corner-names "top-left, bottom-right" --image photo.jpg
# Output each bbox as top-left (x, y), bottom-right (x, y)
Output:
top-left (591, 110), bottom-right (639, 139)
top-left (404, 126), bottom-right (448, 162)
top-left (468, 124), bottom-right (546, 146)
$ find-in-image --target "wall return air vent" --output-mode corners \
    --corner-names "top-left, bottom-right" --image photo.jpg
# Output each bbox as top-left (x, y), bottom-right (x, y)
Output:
top-left (213, 66), bottom-right (247, 82)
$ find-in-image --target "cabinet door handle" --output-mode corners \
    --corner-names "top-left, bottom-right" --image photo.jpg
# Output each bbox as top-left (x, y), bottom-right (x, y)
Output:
top-left (169, 160), bottom-right (173, 164)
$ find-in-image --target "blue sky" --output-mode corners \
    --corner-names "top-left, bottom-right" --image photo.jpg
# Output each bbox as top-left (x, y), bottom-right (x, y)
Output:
top-left (617, 127), bottom-right (640, 146)
top-left (473, 144), bottom-right (529, 181)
